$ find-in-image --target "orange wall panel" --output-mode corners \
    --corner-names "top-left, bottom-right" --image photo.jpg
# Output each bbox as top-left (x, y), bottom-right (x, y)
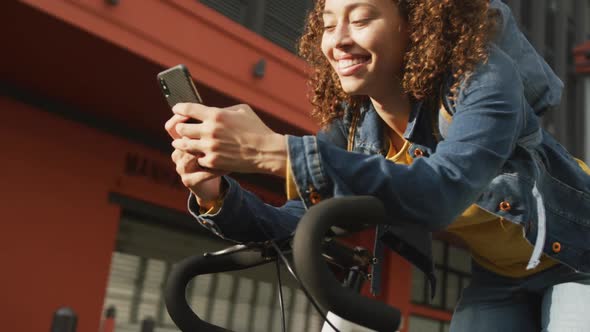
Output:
top-left (21, 0), bottom-right (317, 132)
top-left (0, 96), bottom-right (191, 331)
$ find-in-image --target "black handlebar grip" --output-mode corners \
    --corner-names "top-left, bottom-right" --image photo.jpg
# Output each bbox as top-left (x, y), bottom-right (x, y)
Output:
top-left (165, 250), bottom-right (272, 332)
top-left (293, 196), bottom-right (402, 332)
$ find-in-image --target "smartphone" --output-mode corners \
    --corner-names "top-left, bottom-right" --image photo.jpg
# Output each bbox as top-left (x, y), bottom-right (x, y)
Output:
top-left (157, 64), bottom-right (203, 122)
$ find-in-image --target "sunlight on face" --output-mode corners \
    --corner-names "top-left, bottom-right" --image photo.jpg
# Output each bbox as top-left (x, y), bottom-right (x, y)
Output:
top-left (321, 0), bottom-right (408, 98)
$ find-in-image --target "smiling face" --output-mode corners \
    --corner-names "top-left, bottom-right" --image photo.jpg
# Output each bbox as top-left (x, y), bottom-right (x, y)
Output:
top-left (321, 0), bottom-right (409, 98)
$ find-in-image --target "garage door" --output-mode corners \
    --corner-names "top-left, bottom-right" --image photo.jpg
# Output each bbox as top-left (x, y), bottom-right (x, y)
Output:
top-left (101, 212), bottom-right (325, 332)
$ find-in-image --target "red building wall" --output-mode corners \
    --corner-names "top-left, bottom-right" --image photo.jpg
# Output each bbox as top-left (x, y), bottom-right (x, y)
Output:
top-left (0, 95), bottom-right (432, 332)
top-left (0, 1), bottom-right (453, 331)
top-left (0, 96), bottom-right (190, 331)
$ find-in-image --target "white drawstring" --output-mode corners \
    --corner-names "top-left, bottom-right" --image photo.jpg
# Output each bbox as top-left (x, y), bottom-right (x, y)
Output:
top-left (526, 182), bottom-right (546, 270)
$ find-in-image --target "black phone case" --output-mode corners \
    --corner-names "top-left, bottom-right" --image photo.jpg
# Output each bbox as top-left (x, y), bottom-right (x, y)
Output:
top-left (157, 64), bottom-right (203, 108)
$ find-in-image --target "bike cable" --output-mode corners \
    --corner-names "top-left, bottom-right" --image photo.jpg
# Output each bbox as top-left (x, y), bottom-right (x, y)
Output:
top-left (275, 258), bottom-right (287, 332)
top-left (270, 240), bottom-right (341, 332)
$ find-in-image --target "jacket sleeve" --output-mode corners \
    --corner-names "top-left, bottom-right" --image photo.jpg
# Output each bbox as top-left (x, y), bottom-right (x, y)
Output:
top-left (187, 177), bottom-right (304, 243)
top-left (187, 118), bottom-right (349, 243)
top-left (287, 47), bottom-right (525, 231)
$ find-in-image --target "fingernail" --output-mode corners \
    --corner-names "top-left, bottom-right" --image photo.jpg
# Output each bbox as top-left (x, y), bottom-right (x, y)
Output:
top-left (173, 103), bottom-right (185, 114)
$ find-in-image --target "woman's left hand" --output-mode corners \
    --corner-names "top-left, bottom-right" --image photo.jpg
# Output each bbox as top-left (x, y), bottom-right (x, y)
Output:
top-left (171, 103), bottom-right (288, 177)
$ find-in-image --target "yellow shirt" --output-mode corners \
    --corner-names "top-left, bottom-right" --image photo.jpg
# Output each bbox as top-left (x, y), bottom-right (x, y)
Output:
top-left (386, 136), bottom-right (560, 277)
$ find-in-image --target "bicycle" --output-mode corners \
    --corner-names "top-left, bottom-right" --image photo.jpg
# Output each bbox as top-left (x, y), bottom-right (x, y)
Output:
top-left (165, 196), bottom-right (403, 332)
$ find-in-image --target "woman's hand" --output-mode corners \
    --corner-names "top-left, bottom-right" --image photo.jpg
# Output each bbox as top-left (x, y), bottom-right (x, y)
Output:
top-left (165, 112), bottom-right (227, 208)
top-left (171, 149), bottom-right (224, 205)
top-left (170, 103), bottom-right (288, 177)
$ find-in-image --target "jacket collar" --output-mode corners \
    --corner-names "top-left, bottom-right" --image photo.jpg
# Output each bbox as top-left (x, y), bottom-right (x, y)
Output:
top-left (356, 101), bottom-right (388, 155)
top-left (403, 100), bottom-right (425, 141)
top-left (355, 98), bottom-right (436, 155)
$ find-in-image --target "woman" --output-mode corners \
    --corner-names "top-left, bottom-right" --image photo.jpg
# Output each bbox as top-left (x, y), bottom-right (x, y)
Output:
top-left (165, 0), bottom-right (590, 330)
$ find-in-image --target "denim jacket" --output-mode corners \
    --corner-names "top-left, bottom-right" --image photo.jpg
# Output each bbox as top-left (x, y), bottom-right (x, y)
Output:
top-left (189, 1), bottom-right (590, 285)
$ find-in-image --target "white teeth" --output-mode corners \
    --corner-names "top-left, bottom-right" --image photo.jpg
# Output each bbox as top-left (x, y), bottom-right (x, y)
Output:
top-left (338, 57), bottom-right (369, 69)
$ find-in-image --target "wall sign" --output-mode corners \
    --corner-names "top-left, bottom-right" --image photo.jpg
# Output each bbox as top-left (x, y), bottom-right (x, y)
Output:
top-left (124, 152), bottom-right (184, 190)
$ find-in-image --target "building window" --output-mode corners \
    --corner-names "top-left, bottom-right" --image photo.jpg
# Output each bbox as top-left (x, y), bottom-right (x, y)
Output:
top-left (408, 315), bottom-right (451, 332)
top-left (411, 240), bottom-right (471, 311)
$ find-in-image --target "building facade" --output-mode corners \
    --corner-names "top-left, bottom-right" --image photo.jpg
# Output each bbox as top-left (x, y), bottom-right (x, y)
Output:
top-left (502, 0), bottom-right (590, 161)
top-left (0, 1), bottom-right (318, 331)
top-left (1, 1), bottom-right (587, 332)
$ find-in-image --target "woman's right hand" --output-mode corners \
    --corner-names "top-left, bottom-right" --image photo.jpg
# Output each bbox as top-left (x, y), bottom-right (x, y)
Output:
top-left (165, 113), bottom-right (227, 208)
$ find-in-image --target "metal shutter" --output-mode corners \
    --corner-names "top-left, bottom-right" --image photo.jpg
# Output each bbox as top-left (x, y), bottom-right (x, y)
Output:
top-left (102, 252), bottom-right (139, 326)
top-left (199, 0), bottom-right (248, 25)
top-left (262, 0), bottom-right (311, 52)
top-left (101, 214), bottom-right (325, 331)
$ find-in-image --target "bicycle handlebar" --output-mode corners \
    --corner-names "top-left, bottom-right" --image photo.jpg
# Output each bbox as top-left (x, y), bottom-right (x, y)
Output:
top-left (165, 196), bottom-right (402, 332)
top-left (165, 245), bottom-right (273, 332)
top-left (293, 196), bottom-right (402, 332)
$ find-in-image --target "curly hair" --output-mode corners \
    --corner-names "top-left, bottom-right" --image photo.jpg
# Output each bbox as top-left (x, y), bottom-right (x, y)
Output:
top-left (298, 0), bottom-right (498, 127)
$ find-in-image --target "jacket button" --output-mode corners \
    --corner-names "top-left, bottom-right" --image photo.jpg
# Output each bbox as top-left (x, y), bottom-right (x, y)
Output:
top-left (309, 191), bottom-right (322, 205)
top-left (552, 242), bottom-right (562, 253)
top-left (499, 201), bottom-right (511, 212)
top-left (414, 148), bottom-right (424, 157)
